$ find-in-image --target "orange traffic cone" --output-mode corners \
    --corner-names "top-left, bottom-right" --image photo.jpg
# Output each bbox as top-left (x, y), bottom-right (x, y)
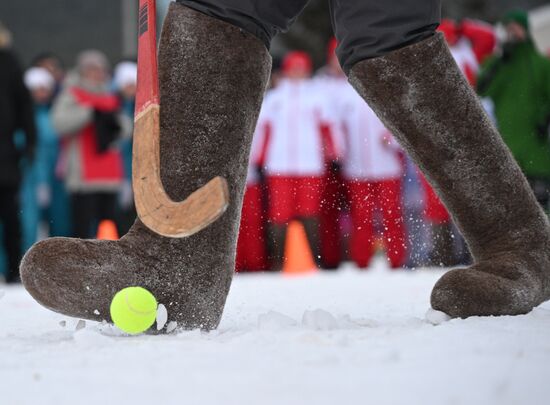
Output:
top-left (97, 219), bottom-right (119, 240)
top-left (283, 220), bottom-right (317, 275)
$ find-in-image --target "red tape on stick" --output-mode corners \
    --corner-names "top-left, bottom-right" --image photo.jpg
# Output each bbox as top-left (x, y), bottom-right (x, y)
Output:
top-left (136, 0), bottom-right (159, 116)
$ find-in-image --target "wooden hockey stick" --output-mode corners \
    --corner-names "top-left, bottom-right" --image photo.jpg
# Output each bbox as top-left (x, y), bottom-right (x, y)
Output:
top-left (133, 0), bottom-right (229, 238)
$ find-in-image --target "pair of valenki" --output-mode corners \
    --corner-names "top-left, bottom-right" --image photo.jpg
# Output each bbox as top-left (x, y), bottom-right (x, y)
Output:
top-left (21, 4), bottom-right (550, 329)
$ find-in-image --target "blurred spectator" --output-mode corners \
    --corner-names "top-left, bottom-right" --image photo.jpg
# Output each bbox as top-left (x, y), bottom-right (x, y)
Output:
top-left (257, 51), bottom-right (338, 270)
top-left (113, 61), bottom-right (137, 235)
top-left (0, 22), bottom-right (36, 282)
top-left (52, 50), bottom-right (130, 238)
top-left (478, 10), bottom-right (550, 209)
top-left (32, 52), bottom-right (66, 96)
top-left (22, 67), bottom-right (71, 249)
top-left (314, 38), bottom-right (350, 270)
top-left (339, 85), bottom-right (407, 269)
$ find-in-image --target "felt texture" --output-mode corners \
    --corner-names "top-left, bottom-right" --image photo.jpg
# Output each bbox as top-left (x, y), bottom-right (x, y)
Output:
top-left (20, 3), bottom-right (271, 330)
top-left (349, 33), bottom-right (550, 317)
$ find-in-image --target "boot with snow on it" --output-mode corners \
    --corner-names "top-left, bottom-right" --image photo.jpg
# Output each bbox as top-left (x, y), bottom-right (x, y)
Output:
top-left (349, 33), bottom-right (550, 318)
top-left (20, 3), bottom-right (271, 330)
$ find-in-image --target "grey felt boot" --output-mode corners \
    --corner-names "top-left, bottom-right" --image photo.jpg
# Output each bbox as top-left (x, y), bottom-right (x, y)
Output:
top-left (20, 3), bottom-right (271, 330)
top-left (349, 33), bottom-right (550, 318)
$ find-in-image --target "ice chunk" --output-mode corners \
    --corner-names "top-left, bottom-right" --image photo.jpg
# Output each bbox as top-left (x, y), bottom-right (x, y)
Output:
top-left (302, 309), bottom-right (339, 331)
top-left (166, 321), bottom-right (178, 334)
top-left (425, 308), bottom-right (451, 325)
top-left (257, 311), bottom-right (297, 330)
top-left (156, 304), bottom-right (168, 330)
top-left (75, 320), bottom-right (86, 331)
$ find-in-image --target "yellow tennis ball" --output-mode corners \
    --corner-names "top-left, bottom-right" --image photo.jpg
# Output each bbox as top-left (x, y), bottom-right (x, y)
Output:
top-left (110, 287), bottom-right (158, 335)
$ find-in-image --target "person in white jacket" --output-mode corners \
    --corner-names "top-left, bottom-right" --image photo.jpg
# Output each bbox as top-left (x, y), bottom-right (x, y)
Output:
top-left (256, 51), bottom-right (338, 269)
top-left (340, 84), bottom-right (407, 269)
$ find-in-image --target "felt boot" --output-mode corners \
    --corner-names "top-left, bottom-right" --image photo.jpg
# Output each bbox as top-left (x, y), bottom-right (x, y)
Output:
top-left (20, 3), bottom-right (271, 330)
top-left (349, 33), bottom-right (550, 318)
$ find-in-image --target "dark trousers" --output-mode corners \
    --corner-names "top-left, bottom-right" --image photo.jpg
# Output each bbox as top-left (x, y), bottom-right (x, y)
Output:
top-left (177, 0), bottom-right (441, 73)
top-left (0, 186), bottom-right (22, 282)
top-left (71, 192), bottom-right (117, 239)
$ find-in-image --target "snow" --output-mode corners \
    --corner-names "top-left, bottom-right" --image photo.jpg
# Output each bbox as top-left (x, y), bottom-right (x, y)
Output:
top-left (1, 258), bottom-right (550, 405)
top-left (425, 308), bottom-right (452, 325)
top-left (156, 304), bottom-right (168, 331)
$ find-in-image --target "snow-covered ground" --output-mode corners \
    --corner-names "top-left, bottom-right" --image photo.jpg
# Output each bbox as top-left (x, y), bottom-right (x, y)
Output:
top-left (1, 259), bottom-right (550, 405)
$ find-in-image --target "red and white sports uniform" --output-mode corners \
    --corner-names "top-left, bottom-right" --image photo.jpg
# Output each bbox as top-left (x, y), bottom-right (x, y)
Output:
top-left (256, 78), bottom-right (338, 225)
top-left (236, 110), bottom-right (269, 271)
top-left (340, 85), bottom-right (407, 268)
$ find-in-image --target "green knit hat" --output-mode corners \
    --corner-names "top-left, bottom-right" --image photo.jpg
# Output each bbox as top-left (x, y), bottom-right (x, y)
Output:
top-left (502, 9), bottom-right (530, 31)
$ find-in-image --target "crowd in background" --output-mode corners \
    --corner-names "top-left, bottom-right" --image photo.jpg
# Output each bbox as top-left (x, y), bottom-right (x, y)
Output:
top-left (0, 9), bottom-right (549, 282)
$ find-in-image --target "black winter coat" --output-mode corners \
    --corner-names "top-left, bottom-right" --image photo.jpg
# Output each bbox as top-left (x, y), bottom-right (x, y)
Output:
top-left (0, 49), bottom-right (36, 186)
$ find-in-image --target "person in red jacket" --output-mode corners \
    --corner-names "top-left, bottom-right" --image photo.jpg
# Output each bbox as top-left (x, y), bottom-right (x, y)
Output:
top-left (51, 50), bottom-right (131, 238)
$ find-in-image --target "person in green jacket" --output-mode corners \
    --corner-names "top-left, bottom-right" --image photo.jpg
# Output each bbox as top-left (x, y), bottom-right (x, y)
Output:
top-left (478, 10), bottom-right (550, 208)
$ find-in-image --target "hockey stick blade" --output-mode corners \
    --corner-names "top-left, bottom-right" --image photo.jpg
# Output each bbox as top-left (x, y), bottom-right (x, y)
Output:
top-left (133, 104), bottom-right (230, 238)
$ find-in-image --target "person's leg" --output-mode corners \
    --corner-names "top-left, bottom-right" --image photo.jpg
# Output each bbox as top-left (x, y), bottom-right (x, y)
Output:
top-left (48, 176), bottom-right (72, 237)
top-left (236, 184), bottom-right (268, 271)
top-left (267, 176), bottom-right (294, 270)
top-left (20, 165), bottom-right (39, 252)
top-left (246, 184), bottom-right (269, 271)
top-left (329, 0), bottom-right (440, 74)
top-left (340, 0), bottom-right (550, 317)
top-left (21, 1), bottom-right (279, 330)
top-left (177, 0), bottom-right (310, 51)
top-left (236, 185), bottom-right (253, 272)
top-left (94, 191), bottom-right (119, 236)
top-left (97, 192), bottom-right (118, 222)
top-left (71, 193), bottom-right (96, 239)
top-left (319, 165), bottom-right (344, 269)
top-left (380, 179), bottom-right (407, 269)
top-left (296, 176), bottom-right (323, 266)
top-left (0, 187), bottom-right (22, 283)
top-left (348, 181), bottom-right (375, 269)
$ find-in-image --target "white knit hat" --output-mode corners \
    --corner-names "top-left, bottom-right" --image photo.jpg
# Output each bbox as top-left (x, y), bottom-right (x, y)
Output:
top-left (77, 49), bottom-right (110, 72)
top-left (113, 61), bottom-right (138, 89)
top-left (24, 67), bottom-right (55, 90)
